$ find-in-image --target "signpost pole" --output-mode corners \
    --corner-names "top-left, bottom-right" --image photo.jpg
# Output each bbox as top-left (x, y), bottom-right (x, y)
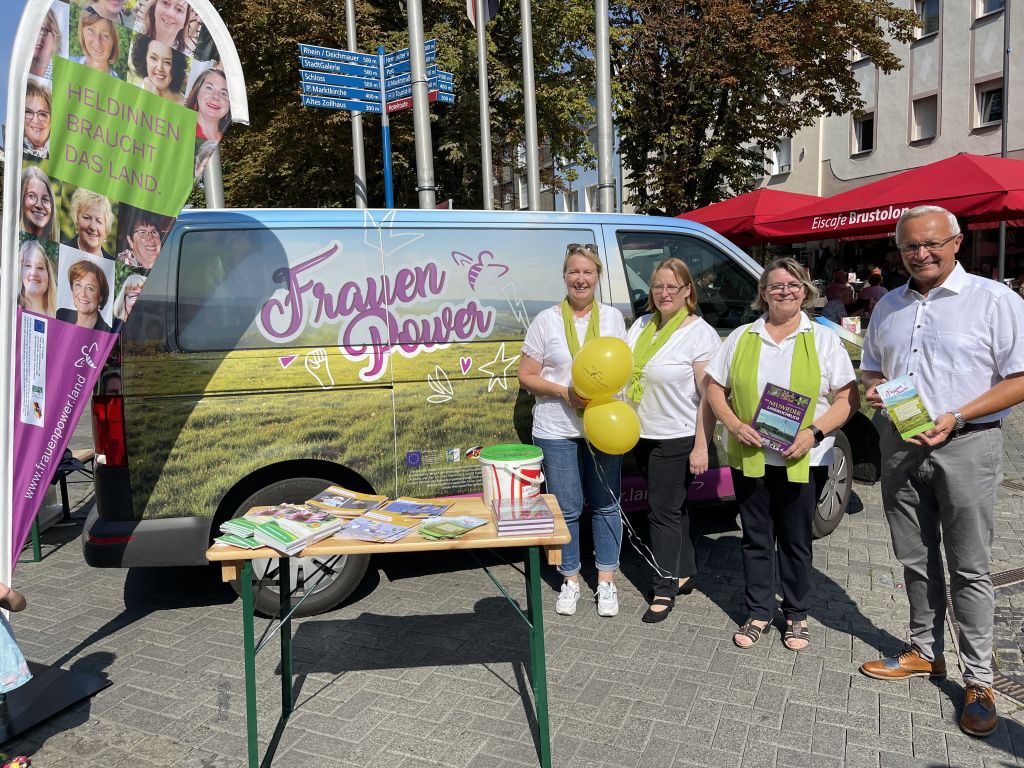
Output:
top-left (997, 0), bottom-right (1011, 282)
top-left (406, 0), bottom-right (438, 208)
top-left (520, 0), bottom-right (541, 210)
top-left (203, 146), bottom-right (225, 209)
top-left (346, 0), bottom-right (368, 208)
top-left (595, 0), bottom-right (616, 213)
top-left (475, 0), bottom-right (495, 210)
top-left (378, 45), bottom-right (395, 208)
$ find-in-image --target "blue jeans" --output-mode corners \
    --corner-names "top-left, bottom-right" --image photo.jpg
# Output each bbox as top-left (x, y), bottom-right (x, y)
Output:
top-left (532, 437), bottom-right (623, 577)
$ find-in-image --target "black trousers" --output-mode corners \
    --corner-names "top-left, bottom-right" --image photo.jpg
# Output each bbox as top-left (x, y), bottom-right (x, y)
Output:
top-left (634, 436), bottom-right (697, 598)
top-left (732, 465), bottom-right (826, 622)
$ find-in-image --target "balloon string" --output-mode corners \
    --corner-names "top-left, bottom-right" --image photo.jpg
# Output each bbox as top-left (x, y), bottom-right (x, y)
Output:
top-left (584, 440), bottom-right (677, 582)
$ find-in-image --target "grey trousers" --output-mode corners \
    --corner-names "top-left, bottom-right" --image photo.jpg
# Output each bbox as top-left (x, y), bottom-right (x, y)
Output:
top-left (880, 425), bottom-right (1002, 686)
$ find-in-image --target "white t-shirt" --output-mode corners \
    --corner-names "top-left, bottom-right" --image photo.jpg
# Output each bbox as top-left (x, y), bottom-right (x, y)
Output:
top-left (706, 312), bottom-right (856, 466)
top-left (625, 314), bottom-right (722, 440)
top-left (862, 262), bottom-right (1024, 422)
top-left (522, 302), bottom-right (627, 439)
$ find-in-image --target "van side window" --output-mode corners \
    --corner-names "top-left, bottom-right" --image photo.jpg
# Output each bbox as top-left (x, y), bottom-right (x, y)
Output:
top-left (384, 228), bottom-right (600, 343)
top-left (177, 228), bottom-right (384, 351)
top-left (617, 231), bottom-right (759, 332)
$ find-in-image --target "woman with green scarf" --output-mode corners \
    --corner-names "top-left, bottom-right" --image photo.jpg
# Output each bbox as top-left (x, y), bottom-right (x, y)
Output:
top-left (518, 243), bottom-right (627, 618)
top-left (626, 258), bottom-right (721, 623)
top-left (706, 258), bottom-right (858, 651)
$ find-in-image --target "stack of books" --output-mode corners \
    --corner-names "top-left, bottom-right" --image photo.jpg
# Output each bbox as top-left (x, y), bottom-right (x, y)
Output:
top-left (214, 503), bottom-right (344, 555)
top-left (491, 497), bottom-right (554, 537)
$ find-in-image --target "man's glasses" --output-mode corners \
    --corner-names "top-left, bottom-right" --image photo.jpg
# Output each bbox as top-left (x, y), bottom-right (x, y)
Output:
top-left (651, 284), bottom-right (685, 295)
top-left (565, 243), bottom-right (598, 256)
top-left (766, 282), bottom-right (805, 294)
top-left (896, 233), bottom-right (959, 256)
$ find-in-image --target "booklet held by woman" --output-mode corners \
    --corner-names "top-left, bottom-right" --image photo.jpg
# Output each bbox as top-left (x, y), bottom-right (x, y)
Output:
top-left (751, 384), bottom-right (812, 453)
top-left (876, 375), bottom-right (935, 440)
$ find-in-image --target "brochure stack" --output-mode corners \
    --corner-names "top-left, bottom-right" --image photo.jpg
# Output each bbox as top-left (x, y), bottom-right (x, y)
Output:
top-left (491, 497), bottom-right (555, 537)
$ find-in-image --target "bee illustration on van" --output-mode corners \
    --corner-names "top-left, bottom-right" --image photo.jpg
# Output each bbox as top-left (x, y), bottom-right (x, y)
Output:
top-left (451, 250), bottom-right (510, 289)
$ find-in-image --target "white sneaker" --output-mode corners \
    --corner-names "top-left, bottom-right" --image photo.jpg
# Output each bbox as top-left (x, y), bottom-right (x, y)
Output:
top-left (555, 580), bottom-right (581, 615)
top-left (596, 581), bottom-right (618, 617)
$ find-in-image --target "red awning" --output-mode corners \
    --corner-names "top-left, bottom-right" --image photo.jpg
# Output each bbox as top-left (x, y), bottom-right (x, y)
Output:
top-left (757, 154), bottom-right (1024, 243)
top-left (677, 188), bottom-right (820, 246)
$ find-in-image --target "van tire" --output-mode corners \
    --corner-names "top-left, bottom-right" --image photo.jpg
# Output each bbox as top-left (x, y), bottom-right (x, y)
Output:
top-left (226, 477), bottom-right (370, 617)
top-left (812, 430), bottom-right (852, 539)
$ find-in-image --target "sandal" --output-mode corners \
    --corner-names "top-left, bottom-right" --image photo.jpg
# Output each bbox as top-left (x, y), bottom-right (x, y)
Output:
top-left (783, 620), bottom-right (810, 651)
top-left (641, 596), bottom-right (675, 624)
top-left (733, 618), bottom-right (770, 648)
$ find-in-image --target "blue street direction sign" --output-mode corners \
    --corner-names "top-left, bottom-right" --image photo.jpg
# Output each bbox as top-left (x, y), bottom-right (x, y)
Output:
top-left (299, 56), bottom-right (378, 78)
top-left (383, 38), bottom-right (437, 67)
top-left (385, 77), bottom-right (455, 102)
top-left (297, 43), bottom-right (377, 68)
top-left (434, 91), bottom-right (455, 105)
top-left (302, 82), bottom-right (380, 102)
top-left (384, 66), bottom-right (437, 89)
top-left (300, 69), bottom-right (380, 90)
top-left (384, 50), bottom-right (437, 78)
top-left (301, 94), bottom-right (383, 113)
top-left (436, 70), bottom-right (454, 85)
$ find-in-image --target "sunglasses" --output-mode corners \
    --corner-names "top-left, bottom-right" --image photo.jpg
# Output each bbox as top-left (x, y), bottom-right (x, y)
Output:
top-left (565, 243), bottom-right (598, 256)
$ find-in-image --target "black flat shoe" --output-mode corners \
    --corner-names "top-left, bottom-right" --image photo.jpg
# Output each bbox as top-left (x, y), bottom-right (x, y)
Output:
top-left (678, 580), bottom-right (695, 596)
top-left (642, 596), bottom-right (675, 623)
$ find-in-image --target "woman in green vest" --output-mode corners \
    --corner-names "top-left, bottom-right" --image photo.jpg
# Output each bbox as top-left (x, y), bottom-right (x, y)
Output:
top-left (518, 244), bottom-right (627, 618)
top-left (706, 258), bottom-right (858, 651)
top-left (625, 258), bottom-right (722, 622)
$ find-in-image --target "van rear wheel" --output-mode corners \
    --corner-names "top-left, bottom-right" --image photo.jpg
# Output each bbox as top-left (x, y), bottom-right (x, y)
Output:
top-left (227, 477), bottom-right (370, 617)
top-left (812, 430), bottom-right (853, 539)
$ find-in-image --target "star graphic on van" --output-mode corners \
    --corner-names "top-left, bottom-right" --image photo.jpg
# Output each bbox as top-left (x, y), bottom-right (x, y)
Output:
top-left (477, 343), bottom-right (519, 393)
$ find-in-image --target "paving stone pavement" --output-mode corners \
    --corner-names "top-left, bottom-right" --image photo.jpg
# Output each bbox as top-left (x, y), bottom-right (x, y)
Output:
top-left (5, 409), bottom-right (1024, 768)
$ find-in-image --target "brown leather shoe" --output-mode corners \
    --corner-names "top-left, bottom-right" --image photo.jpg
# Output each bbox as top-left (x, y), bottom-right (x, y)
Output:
top-left (960, 684), bottom-right (998, 737)
top-left (859, 647), bottom-right (947, 680)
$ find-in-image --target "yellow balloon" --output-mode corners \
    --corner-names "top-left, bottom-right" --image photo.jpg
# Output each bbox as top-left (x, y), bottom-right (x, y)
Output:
top-left (571, 337), bottom-right (633, 400)
top-left (583, 398), bottom-right (641, 455)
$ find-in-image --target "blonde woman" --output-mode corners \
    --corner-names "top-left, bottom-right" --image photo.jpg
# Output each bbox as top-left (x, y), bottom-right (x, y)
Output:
top-left (517, 243), bottom-right (627, 618)
top-left (30, 9), bottom-right (61, 79)
top-left (113, 273), bottom-right (146, 322)
top-left (64, 187), bottom-right (114, 260)
top-left (18, 240), bottom-right (58, 317)
top-left (73, 11), bottom-right (121, 77)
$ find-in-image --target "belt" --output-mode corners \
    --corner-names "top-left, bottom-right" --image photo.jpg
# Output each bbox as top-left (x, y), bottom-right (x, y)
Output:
top-left (951, 420), bottom-right (1001, 438)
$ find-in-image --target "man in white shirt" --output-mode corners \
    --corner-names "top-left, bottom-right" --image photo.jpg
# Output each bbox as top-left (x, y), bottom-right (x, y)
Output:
top-left (859, 206), bottom-right (1024, 737)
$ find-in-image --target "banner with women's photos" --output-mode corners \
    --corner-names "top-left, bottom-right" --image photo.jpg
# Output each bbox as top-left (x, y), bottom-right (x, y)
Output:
top-left (3, 0), bottom-right (248, 571)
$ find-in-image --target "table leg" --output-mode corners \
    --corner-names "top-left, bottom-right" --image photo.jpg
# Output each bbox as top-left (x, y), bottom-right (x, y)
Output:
top-left (240, 560), bottom-right (259, 768)
top-left (525, 546), bottom-right (552, 768)
top-left (280, 557), bottom-right (293, 716)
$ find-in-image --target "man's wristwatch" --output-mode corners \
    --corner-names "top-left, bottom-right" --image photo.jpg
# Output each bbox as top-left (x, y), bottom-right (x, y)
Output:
top-left (808, 425), bottom-right (825, 445)
top-left (951, 410), bottom-right (966, 432)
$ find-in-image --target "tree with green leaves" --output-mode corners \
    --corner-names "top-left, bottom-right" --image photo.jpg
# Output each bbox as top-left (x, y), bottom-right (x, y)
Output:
top-left (210, 0), bottom-right (598, 209)
top-left (610, 0), bottom-right (918, 215)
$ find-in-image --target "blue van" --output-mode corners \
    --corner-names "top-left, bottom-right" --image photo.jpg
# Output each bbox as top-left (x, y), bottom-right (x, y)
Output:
top-left (83, 208), bottom-right (878, 614)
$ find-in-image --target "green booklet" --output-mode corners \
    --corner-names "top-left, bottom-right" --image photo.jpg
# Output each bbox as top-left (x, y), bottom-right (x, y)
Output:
top-left (877, 375), bottom-right (935, 440)
top-left (419, 516), bottom-right (488, 540)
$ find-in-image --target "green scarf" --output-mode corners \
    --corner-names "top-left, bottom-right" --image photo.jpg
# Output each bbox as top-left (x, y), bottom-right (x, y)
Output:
top-left (727, 321), bottom-right (819, 483)
top-left (626, 309), bottom-right (689, 402)
top-left (561, 298), bottom-right (599, 356)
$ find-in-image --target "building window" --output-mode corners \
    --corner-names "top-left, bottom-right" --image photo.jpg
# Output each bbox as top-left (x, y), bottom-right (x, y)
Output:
top-left (912, 95), bottom-right (938, 140)
top-left (564, 189), bottom-right (579, 213)
top-left (976, 80), bottom-right (1003, 126)
top-left (853, 114), bottom-right (874, 154)
top-left (915, 0), bottom-right (939, 36)
top-left (585, 184), bottom-right (598, 213)
top-left (772, 138), bottom-right (792, 174)
top-left (979, 0), bottom-right (1004, 14)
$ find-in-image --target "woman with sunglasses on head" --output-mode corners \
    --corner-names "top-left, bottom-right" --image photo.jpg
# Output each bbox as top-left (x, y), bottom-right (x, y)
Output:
top-left (626, 258), bottom-right (721, 623)
top-left (517, 243), bottom-right (627, 618)
top-left (706, 258), bottom-right (858, 651)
